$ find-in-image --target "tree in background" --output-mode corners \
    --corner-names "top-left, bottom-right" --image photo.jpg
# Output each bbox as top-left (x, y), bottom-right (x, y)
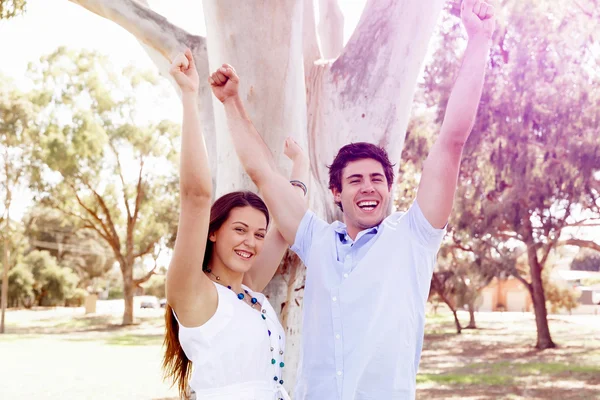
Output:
top-left (571, 249), bottom-right (600, 272)
top-left (416, 0), bottom-right (600, 349)
top-left (22, 250), bottom-right (80, 307)
top-left (0, 80), bottom-right (38, 333)
top-left (28, 48), bottom-right (179, 324)
top-left (0, 0), bottom-right (25, 19)
top-left (25, 206), bottom-right (115, 288)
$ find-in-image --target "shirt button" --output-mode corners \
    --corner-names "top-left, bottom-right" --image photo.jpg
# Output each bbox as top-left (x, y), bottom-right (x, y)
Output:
top-left (335, 334), bottom-right (340, 339)
top-left (332, 296), bottom-right (337, 302)
top-left (343, 273), bottom-right (349, 279)
top-left (337, 371), bottom-right (343, 376)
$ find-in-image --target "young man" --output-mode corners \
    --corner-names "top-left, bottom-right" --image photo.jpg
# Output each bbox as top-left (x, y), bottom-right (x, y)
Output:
top-left (208, 0), bottom-right (495, 398)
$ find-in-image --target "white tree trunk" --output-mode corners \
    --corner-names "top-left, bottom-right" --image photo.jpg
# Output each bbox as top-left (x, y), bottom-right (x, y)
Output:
top-left (202, 0), bottom-right (308, 196)
top-left (318, 0), bottom-right (344, 59)
top-left (69, 0), bottom-right (445, 392)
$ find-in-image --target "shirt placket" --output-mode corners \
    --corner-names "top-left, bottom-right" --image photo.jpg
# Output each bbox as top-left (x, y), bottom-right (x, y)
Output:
top-left (331, 283), bottom-right (343, 399)
top-left (334, 246), bottom-right (353, 399)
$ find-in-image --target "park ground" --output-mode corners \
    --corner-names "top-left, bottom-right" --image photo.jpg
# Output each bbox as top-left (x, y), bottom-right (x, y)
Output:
top-left (0, 302), bottom-right (599, 400)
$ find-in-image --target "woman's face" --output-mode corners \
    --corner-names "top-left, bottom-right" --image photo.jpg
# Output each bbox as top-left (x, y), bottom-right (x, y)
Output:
top-left (209, 206), bottom-right (268, 274)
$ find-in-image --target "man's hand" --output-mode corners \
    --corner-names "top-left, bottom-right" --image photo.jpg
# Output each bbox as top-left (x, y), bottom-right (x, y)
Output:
top-left (461, 0), bottom-right (496, 40)
top-left (283, 137), bottom-right (306, 162)
top-left (209, 64), bottom-right (240, 103)
top-left (169, 49), bottom-right (199, 93)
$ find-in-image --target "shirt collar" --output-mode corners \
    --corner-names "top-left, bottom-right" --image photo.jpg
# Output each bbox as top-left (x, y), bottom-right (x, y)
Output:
top-left (333, 221), bottom-right (380, 243)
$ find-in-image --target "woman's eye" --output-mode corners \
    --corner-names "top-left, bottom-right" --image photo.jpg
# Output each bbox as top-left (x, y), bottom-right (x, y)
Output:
top-left (256, 234), bottom-right (265, 239)
top-left (235, 228), bottom-right (245, 233)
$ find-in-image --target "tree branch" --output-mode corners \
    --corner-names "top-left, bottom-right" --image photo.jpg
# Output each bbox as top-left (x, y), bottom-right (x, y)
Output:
top-left (133, 240), bottom-right (155, 259)
top-left (305, 0), bottom-right (445, 217)
top-left (510, 269), bottom-right (532, 291)
top-left (66, 182), bottom-right (113, 243)
top-left (80, 178), bottom-right (121, 249)
top-left (68, 0), bottom-right (202, 61)
top-left (46, 199), bottom-right (111, 247)
top-left (133, 265), bottom-right (157, 286)
top-left (558, 238), bottom-right (600, 252)
top-left (318, 0), bottom-right (344, 59)
top-left (131, 157), bottom-right (145, 230)
top-left (108, 140), bottom-right (132, 221)
top-left (303, 0), bottom-right (323, 81)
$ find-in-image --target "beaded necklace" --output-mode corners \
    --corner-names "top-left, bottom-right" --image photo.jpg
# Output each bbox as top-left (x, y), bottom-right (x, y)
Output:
top-left (205, 269), bottom-right (286, 393)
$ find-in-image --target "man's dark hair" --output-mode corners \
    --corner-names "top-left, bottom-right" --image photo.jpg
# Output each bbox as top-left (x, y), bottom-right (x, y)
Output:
top-left (328, 142), bottom-right (395, 210)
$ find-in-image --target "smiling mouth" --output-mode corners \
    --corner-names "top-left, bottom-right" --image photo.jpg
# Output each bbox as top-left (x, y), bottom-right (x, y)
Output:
top-left (356, 200), bottom-right (379, 212)
top-left (234, 250), bottom-right (253, 259)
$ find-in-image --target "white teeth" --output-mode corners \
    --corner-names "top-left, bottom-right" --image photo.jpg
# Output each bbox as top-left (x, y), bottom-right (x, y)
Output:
top-left (235, 251), bottom-right (252, 258)
top-left (358, 201), bottom-right (378, 207)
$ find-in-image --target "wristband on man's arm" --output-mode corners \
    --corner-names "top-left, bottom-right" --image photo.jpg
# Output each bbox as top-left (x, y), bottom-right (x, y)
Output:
top-left (290, 180), bottom-right (307, 196)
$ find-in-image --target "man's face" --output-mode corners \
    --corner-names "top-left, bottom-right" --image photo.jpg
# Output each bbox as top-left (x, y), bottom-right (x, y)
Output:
top-left (332, 158), bottom-right (391, 235)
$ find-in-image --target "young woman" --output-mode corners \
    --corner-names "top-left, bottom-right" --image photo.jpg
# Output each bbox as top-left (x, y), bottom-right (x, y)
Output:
top-left (162, 50), bottom-right (307, 400)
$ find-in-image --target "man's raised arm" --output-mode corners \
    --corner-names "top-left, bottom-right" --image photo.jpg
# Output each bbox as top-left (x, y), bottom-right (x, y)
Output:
top-left (209, 64), bottom-right (308, 244)
top-left (417, 0), bottom-right (496, 228)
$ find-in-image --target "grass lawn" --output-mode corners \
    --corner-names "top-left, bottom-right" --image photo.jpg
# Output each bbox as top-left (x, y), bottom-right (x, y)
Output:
top-left (0, 304), bottom-right (598, 399)
top-left (417, 311), bottom-right (600, 399)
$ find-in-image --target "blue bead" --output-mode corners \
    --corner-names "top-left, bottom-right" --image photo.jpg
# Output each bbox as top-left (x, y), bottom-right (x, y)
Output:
top-left (268, 330), bottom-right (271, 336)
top-left (262, 314), bottom-right (266, 320)
top-left (279, 380), bottom-right (284, 385)
top-left (273, 376), bottom-right (278, 381)
top-left (237, 293), bottom-right (244, 300)
top-left (251, 297), bottom-right (257, 304)
top-left (227, 286), bottom-right (231, 289)
top-left (271, 358), bottom-right (276, 364)
top-left (206, 269), bottom-right (211, 273)
top-left (244, 289), bottom-right (249, 294)
top-left (280, 362), bottom-right (285, 368)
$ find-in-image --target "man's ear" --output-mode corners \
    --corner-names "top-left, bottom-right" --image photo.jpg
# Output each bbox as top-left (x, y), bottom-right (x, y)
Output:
top-left (332, 188), bottom-right (342, 203)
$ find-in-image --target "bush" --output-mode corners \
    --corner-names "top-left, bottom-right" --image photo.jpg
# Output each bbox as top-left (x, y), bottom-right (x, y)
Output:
top-left (65, 288), bottom-right (89, 307)
top-left (23, 250), bottom-right (80, 306)
top-left (143, 274), bottom-right (165, 298)
top-left (4, 264), bottom-right (35, 308)
top-left (108, 285), bottom-right (124, 299)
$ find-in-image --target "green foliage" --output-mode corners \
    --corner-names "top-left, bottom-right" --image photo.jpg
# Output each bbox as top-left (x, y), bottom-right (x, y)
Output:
top-left (23, 250), bottom-right (80, 306)
top-left (66, 287), bottom-right (89, 307)
top-left (0, 0), bottom-right (26, 19)
top-left (407, 0), bottom-right (600, 344)
top-left (108, 285), bottom-right (124, 300)
top-left (543, 269), bottom-right (580, 313)
top-left (571, 249), bottom-right (600, 272)
top-left (142, 274), bottom-right (165, 298)
top-left (23, 48), bottom-right (180, 322)
top-left (28, 48), bottom-right (179, 261)
top-left (4, 263), bottom-right (34, 307)
top-left (24, 205), bottom-right (115, 285)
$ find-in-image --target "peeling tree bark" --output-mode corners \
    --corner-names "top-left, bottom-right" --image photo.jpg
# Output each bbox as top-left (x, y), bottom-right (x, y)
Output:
top-left (308, 0), bottom-right (445, 218)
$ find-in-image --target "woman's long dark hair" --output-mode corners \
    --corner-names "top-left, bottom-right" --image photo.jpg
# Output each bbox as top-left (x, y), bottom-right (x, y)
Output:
top-left (163, 191), bottom-right (269, 398)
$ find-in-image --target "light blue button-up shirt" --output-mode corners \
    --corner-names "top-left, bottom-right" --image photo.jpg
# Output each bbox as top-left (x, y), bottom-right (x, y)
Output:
top-left (291, 201), bottom-right (446, 400)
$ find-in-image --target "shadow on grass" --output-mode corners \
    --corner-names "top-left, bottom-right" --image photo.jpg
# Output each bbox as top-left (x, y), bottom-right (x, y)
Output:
top-left (7, 314), bottom-right (164, 335)
top-left (65, 333), bottom-right (164, 347)
top-left (417, 385), bottom-right (600, 400)
top-left (419, 360), bottom-right (600, 390)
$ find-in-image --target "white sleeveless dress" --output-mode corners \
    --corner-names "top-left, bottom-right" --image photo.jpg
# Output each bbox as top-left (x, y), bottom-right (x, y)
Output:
top-left (174, 282), bottom-right (290, 400)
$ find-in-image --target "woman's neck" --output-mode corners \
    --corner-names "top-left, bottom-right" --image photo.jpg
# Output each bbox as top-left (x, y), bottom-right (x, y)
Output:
top-left (205, 261), bottom-right (245, 293)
